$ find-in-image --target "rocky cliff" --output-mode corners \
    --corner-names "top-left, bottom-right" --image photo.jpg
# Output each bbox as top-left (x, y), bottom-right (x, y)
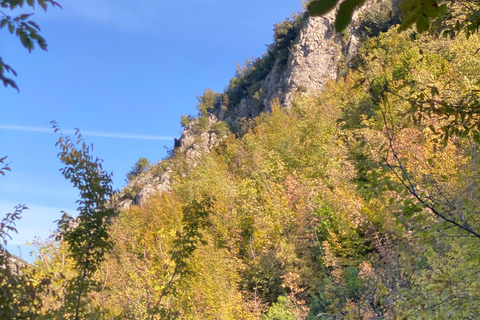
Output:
top-left (116, 1), bottom-right (398, 210)
top-left (1, 251), bottom-right (28, 274)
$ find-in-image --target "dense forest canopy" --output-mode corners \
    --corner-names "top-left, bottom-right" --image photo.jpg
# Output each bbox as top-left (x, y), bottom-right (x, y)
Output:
top-left (2, 0), bottom-right (480, 319)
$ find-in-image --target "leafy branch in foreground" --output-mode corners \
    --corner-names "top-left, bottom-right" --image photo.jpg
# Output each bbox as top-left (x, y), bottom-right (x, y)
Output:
top-left (379, 106), bottom-right (480, 240)
top-left (308, 0), bottom-right (480, 36)
top-left (149, 198), bottom-right (212, 319)
top-left (51, 121), bottom-right (114, 320)
top-left (0, 156), bottom-right (11, 176)
top-left (0, 0), bottom-right (61, 91)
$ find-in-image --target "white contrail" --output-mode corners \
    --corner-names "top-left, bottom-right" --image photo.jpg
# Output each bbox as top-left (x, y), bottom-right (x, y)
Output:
top-left (0, 125), bottom-right (175, 141)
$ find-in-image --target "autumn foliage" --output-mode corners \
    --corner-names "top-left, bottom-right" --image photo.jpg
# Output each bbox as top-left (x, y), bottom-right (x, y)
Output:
top-left (2, 22), bottom-right (480, 320)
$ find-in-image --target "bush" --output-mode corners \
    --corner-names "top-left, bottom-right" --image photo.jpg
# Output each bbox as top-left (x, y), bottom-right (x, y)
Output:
top-left (181, 115), bottom-right (194, 128)
top-left (198, 116), bottom-right (209, 131)
top-left (197, 89), bottom-right (221, 116)
top-left (211, 121), bottom-right (230, 137)
top-left (263, 296), bottom-right (298, 320)
top-left (126, 157), bottom-right (151, 182)
top-left (124, 183), bottom-right (141, 200)
top-left (270, 13), bottom-right (306, 69)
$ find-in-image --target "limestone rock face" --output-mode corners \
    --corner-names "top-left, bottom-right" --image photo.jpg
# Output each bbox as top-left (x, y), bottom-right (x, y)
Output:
top-left (117, 118), bottom-right (223, 209)
top-left (117, 168), bottom-right (172, 209)
top-left (176, 116), bottom-right (221, 160)
top-left (116, 9), bottom-right (372, 211)
top-left (132, 169), bottom-right (172, 207)
top-left (211, 13), bottom-right (345, 131)
top-left (1, 251), bottom-right (28, 275)
top-left (265, 13), bottom-right (342, 109)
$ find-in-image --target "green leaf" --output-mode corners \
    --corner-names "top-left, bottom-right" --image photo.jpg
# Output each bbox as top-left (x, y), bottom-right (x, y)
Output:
top-left (416, 13), bottom-right (430, 33)
top-left (398, 7), bottom-right (421, 32)
top-left (473, 132), bottom-right (480, 144)
top-left (422, 0), bottom-right (439, 18)
top-left (308, 0), bottom-right (340, 17)
top-left (27, 20), bottom-right (40, 30)
top-left (37, 38), bottom-right (47, 50)
top-left (19, 13), bottom-right (33, 20)
top-left (335, 0), bottom-right (366, 32)
top-left (400, 0), bottom-right (418, 11)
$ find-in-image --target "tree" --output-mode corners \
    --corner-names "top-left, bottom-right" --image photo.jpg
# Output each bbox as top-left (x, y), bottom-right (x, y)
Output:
top-left (52, 122), bottom-right (115, 320)
top-left (0, 0), bottom-right (61, 91)
top-left (126, 157), bottom-right (151, 182)
top-left (197, 89), bottom-right (219, 116)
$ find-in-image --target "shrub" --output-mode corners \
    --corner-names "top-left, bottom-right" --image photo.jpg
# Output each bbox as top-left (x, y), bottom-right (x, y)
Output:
top-left (270, 13), bottom-right (306, 69)
top-left (124, 184), bottom-right (141, 200)
top-left (181, 115), bottom-right (194, 128)
top-left (210, 121), bottom-right (230, 137)
top-left (262, 296), bottom-right (298, 320)
top-left (197, 89), bottom-right (221, 116)
top-left (126, 157), bottom-right (151, 182)
top-left (198, 116), bottom-right (210, 131)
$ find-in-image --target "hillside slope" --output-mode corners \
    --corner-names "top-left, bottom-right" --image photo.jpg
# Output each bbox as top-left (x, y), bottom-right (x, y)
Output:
top-left (28, 2), bottom-right (480, 319)
top-left (117, 2), bottom-right (397, 210)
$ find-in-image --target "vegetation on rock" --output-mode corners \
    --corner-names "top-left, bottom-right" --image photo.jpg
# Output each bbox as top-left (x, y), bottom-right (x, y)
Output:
top-left (3, 2), bottom-right (480, 319)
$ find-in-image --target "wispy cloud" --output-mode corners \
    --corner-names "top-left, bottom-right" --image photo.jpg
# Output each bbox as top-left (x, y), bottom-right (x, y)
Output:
top-left (0, 125), bottom-right (174, 141)
top-left (42, 0), bottom-right (224, 30)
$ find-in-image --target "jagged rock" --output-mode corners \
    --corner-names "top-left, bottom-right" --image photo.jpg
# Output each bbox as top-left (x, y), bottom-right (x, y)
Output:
top-left (117, 167), bottom-right (172, 209)
top-left (211, 13), bottom-right (347, 129)
top-left (274, 13), bottom-right (342, 109)
top-left (1, 250), bottom-right (28, 275)
top-left (116, 13), bottom-right (346, 211)
top-left (116, 3), bottom-right (396, 211)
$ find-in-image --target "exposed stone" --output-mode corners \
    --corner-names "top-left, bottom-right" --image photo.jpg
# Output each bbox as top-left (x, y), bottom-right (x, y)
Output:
top-left (1, 250), bottom-right (28, 275)
top-left (116, 3), bottom-right (396, 211)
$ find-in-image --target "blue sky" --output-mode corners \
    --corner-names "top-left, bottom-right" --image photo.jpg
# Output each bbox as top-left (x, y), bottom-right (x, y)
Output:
top-left (0, 0), bottom-right (302, 261)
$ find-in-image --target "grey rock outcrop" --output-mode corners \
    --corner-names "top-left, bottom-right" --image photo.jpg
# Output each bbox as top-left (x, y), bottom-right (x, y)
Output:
top-left (117, 167), bottom-right (172, 209)
top-left (117, 2), bottom-right (397, 210)
top-left (1, 250), bottom-right (28, 275)
top-left (116, 13), bottom-right (347, 210)
top-left (210, 13), bottom-right (344, 131)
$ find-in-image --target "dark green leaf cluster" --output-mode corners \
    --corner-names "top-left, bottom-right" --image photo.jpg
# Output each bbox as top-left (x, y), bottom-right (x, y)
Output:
top-left (0, 0), bottom-right (61, 91)
top-left (126, 157), bottom-right (151, 182)
top-left (308, 0), bottom-right (366, 32)
top-left (308, 0), bottom-right (480, 37)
